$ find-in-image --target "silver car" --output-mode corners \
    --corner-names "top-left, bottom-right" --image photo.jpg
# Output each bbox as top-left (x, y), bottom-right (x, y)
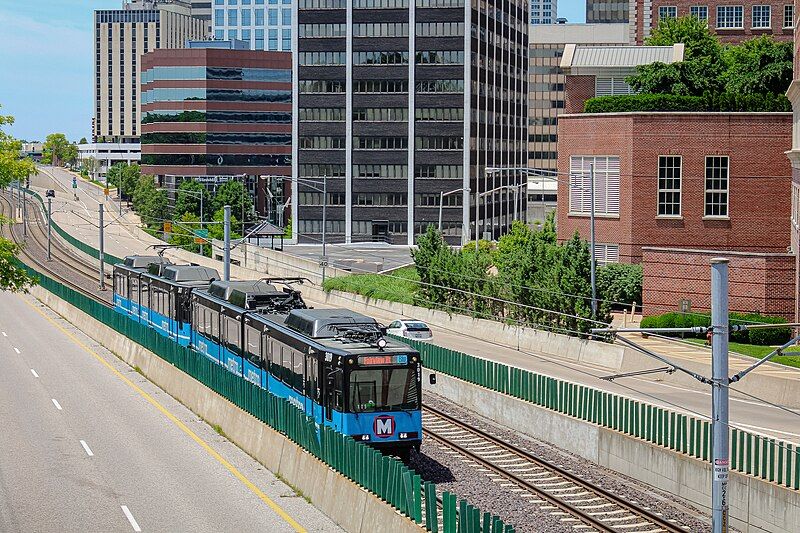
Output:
top-left (387, 319), bottom-right (433, 340)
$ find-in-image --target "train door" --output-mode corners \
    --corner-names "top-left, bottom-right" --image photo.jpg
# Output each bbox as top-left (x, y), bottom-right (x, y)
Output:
top-left (323, 361), bottom-right (335, 423)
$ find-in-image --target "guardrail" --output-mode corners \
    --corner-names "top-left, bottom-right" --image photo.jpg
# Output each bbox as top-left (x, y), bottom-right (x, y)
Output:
top-left (395, 336), bottom-right (800, 491)
top-left (17, 259), bottom-right (514, 533)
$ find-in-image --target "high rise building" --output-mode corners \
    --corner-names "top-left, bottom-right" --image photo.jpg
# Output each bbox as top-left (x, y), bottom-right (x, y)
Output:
top-left (93, 1), bottom-right (206, 143)
top-left (293, 0), bottom-right (529, 246)
top-left (586, 0), bottom-right (630, 23)
top-left (531, 0), bottom-right (557, 24)
top-left (191, 0), bottom-right (214, 34)
top-left (212, 0), bottom-right (294, 52)
top-left (139, 43), bottom-right (292, 216)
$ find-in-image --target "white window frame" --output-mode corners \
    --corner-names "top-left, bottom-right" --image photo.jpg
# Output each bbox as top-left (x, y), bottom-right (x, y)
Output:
top-left (569, 156), bottom-right (621, 217)
top-left (593, 244), bottom-right (620, 266)
top-left (784, 4), bottom-right (795, 28)
top-left (752, 5), bottom-right (771, 28)
top-left (690, 5), bottom-right (709, 21)
top-left (704, 156), bottom-right (730, 218)
top-left (716, 5), bottom-right (744, 28)
top-left (657, 155), bottom-right (682, 218)
top-left (658, 5), bottom-right (678, 19)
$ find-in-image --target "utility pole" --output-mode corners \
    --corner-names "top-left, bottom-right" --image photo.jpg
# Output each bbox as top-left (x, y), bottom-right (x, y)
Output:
top-left (223, 204), bottom-right (231, 281)
top-left (47, 196), bottom-right (52, 261)
top-left (99, 204), bottom-right (106, 290)
top-left (199, 188), bottom-right (204, 257)
top-left (589, 163), bottom-right (597, 317)
top-left (321, 176), bottom-right (327, 283)
top-left (22, 184), bottom-right (27, 238)
top-left (711, 258), bottom-right (730, 533)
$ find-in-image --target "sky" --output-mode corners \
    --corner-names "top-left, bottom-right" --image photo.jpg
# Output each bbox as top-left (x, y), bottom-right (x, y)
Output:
top-left (0, 0), bottom-right (586, 143)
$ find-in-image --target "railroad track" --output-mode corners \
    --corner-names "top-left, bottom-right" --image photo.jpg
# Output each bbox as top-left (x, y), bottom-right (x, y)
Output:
top-left (422, 404), bottom-right (687, 533)
top-left (0, 191), bottom-right (112, 306)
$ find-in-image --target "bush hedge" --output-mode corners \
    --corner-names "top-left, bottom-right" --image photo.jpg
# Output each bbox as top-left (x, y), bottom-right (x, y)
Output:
top-left (640, 312), bottom-right (791, 345)
top-left (584, 92), bottom-right (791, 114)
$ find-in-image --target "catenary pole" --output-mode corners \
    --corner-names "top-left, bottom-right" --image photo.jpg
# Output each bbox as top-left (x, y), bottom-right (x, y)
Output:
top-left (321, 176), bottom-right (328, 283)
top-left (589, 163), bottom-right (597, 317)
top-left (22, 184), bottom-right (27, 238)
top-left (711, 258), bottom-right (730, 533)
top-left (99, 204), bottom-right (105, 290)
top-left (47, 196), bottom-right (52, 261)
top-left (223, 205), bottom-right (231, 281)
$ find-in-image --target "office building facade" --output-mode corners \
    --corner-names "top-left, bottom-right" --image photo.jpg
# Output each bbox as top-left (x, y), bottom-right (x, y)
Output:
top-left (212, 0), bottom-right (294, 51)
top-left (94, 1), bottom-right (206, 143)
top-left (139, 46), bottom-right (292, 216)
top-left (531, 0), bottom-right (557, 24)
top-left (293, 0), bottom-right (529, 246)
top-left (586, 0), bottom-right (631, 22)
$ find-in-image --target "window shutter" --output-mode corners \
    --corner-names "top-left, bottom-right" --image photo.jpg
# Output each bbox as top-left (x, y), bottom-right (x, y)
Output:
top-left (595, 77), bottom-right (613, 97)
top-left (605, 157), bottom-right (620, 215)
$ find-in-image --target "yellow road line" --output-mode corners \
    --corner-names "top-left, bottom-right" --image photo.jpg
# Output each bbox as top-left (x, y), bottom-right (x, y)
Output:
top-left (21, 295), bottom-right (307, 533)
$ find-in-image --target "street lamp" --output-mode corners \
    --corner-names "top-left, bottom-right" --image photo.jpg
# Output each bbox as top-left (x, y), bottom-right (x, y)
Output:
top-left (438, 187), bottom-right (470, 233)
top-left (270, 175), bottom-right (328, 280)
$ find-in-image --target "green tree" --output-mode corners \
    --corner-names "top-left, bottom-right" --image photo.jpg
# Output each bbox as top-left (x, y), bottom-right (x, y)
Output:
top-left (42, 133), bottom-right (71, 166)
top-left (132, 174), bottom-right (167, 230)
top-left (0, 107), bottom-right (37, 291)
top-left (119, 164), bottom-right (141, 200)
top-left (211, 180), bottom-right (254, 233)
top-left (79, 137), bottom-right (88, 144)
top-left (168, 212), bottom-right (201, 254)
top-left (721, 35), bottom-right (793, 95)
top-left (627, 15), bottom-right (724, 96)
top-left (174, 179), bottom-right (208, 220)
top-left (62, 143), bottom-right (78, 166)
top-left (105, 162), bottom-right (125, 188)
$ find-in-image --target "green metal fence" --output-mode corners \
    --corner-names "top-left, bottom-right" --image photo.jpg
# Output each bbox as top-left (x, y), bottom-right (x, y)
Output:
top-left (22, 188), bottom-right (124, 265)
top-left (396, 336), bottom-right (800, 491)
top-left (19, 261), bottom-right (515, 533)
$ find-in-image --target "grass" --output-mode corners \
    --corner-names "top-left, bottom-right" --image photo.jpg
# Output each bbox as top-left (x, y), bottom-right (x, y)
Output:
top-left (683, 338), bottom-right (800, 369)
top-left (322, 266), bottom-right (419, 305)
top-left (133, 365), bottom-right (144, 375)
top-left (275, 473), bottom-right (312, 503)
top-left (211, 423), bottom-right (227, 438)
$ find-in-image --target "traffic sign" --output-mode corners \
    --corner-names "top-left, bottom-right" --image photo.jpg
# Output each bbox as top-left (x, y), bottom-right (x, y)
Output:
top-left (103, 188), bottom-right (110, 196)
top-left (72, 177), bottom-right (77, 189)
top-left (193, 228), bottom-right (209, 244)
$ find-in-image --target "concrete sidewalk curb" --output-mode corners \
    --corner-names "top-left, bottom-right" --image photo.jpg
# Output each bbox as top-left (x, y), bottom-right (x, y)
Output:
top-left (30, 285), bottom-right (423, 533)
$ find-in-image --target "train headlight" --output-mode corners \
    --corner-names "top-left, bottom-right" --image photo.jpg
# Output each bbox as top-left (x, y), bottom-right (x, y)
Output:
top-left (377, 338), bottom-right (387, 350)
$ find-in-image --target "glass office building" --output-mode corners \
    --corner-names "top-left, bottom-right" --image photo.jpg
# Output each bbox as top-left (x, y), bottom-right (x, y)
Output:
top-left (212, 0), bottom-right (293, 51)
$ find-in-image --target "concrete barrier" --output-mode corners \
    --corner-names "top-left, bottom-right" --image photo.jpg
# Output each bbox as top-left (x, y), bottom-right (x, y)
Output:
top-left (423, 368), bottom-right (800, 533)
top-left (30, 285), bottom-right (422, 533)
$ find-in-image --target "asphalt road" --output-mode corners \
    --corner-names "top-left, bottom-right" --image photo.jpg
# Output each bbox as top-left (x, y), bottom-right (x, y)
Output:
top-left (30, 166), bottom-right (800, 443)
top-left (0, 290), bottom-right (342, 533)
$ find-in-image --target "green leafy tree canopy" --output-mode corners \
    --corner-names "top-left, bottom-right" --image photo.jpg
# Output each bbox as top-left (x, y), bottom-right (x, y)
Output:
top-left (174, 179), bottom-right (208, 220)
top-left (721, 35), bottom-right (793, 95)
top-left (42, 133), bottom-right (71, 166)
top-left (211, 180), bottom-right (254, 232)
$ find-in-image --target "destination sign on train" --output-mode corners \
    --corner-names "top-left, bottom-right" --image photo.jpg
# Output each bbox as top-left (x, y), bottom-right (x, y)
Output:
top-left (359, 355), bottom-right (408, 366)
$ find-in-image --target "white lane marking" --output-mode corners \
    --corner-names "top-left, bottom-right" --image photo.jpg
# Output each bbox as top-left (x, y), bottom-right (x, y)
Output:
top-left (121, 505), bottom-right (141, 532)
top-left (30, 369), bottom-right (39, 378)
top-left (1, 331), bottom-right (6, 336)
top-left (80, 440), bottom-right (94, 457)
top-left (13, 347), bottom-right (20, 354)
top-left (51, 398), bottom-right (63, 410)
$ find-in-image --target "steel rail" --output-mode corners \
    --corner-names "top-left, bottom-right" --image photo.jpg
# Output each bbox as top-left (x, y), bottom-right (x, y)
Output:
top-left (423, 403), bottom-right (685, 533)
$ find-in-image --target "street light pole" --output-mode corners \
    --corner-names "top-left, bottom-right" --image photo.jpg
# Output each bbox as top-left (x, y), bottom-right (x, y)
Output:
top-left (199, 188), bottom-right (204, 257)
top-left (223, 204), bottom-right (231, 281)
top-left (321, 176), bottom-right (327, 283)
top-left (22, 185), bottom-right (27, 238)
top-left (99, 204), bottom-right (106, 290)
top-left (589, 163), bottom-right (598, 317)
top-left (711, 258), bottom-right (730, 533)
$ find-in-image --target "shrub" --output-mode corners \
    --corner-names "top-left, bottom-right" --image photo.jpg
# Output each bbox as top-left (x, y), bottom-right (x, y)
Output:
top-left (639, 312), bottom-right (790, 345)
top-left (596, 263), bottom-right (642, 307)
top-left (584, 94), bottom-right (705, 113)
top-left (583, 92), bottom-right (791, 114)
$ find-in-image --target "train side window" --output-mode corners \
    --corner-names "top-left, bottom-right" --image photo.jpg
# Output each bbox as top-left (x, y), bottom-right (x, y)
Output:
top-left (281, 345), bottom-right (292, 384)
top-left (306, 356), bottom-right (318, 400)
top-left (333, 370), bottom-right (343, 411)
top-left (262, 334), bottom-right (270, 370)
top-left (225, 316), bottom-right (240, 353)
top-left (291, 350), bottom-right (304, 392)
top-left (130, 276), bottom-right (139, 304)
top-left (140, 279), bottom-right (149, 308)
top-left (246, 325), bottom-right (261, 366)
top-left (210, 307), bottom-right (219, 340)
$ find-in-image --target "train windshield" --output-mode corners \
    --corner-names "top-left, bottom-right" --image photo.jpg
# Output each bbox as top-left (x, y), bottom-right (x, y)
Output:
top-left (349, 367), bottom-right (418, 412)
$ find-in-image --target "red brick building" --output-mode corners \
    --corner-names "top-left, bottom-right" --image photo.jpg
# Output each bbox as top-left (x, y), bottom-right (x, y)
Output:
top-left (642, 247), bottom-right (795, 318)
top-left (636, 0), bottom-right (795, 44)
top-left (785, 0), bottom-right (800, 319)
top-left (140, 45), bottom-right (292, 218)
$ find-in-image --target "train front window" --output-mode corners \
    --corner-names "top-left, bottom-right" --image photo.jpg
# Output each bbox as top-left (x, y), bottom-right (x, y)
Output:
top-left (349, 368), bottom-right (418, 412)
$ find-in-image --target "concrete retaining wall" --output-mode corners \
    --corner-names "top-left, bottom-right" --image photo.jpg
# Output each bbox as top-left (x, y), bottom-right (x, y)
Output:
top-left (30, 285), bottom-right (422, 533)
top-left (423, 369), bottom-right (800, 533)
